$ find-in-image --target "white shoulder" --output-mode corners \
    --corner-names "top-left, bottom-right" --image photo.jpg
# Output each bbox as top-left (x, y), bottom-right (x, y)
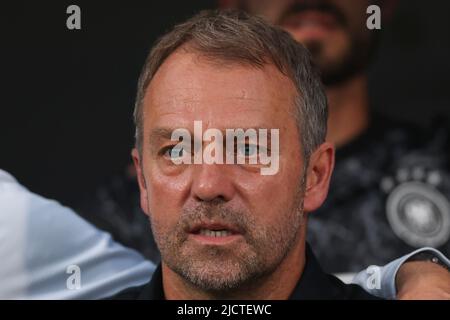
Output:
top-left (0, 169), bottom-right (155, 299)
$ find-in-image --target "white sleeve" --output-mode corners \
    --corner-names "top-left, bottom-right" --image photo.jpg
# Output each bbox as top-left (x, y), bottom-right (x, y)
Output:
top-left (0, 169), bottom-right (155, 299)
top-left (352, 247), bottom-right (450, 299)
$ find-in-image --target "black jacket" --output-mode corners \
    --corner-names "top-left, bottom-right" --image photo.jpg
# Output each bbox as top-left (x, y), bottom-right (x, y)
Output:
top-left (109, 244), bottom-right (380, 300)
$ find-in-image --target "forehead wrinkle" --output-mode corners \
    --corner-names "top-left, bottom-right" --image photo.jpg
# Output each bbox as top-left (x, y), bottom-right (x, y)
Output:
top-left (144, 54), bottom-right (298, 128)
top-left (148, 76), bottom-right (294, 105)
top-left (146, 105), bottom-right (294, 133)
top-left (149, 95), bottom-right (291, 115)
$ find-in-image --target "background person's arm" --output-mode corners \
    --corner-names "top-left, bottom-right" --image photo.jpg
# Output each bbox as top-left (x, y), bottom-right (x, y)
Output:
top-left (353, 247), bottom-right (450, 299)
top-left (0, 169), bottom-right (155, 299)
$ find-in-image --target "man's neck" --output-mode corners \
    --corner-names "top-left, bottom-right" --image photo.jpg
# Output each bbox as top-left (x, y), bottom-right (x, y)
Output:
top-left (326, 73), bottom-right (370, 148)
top-left (162, 240), bottom-right (306, 300)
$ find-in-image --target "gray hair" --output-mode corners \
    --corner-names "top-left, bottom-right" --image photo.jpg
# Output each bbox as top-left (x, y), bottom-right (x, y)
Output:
top-left (133, 9), bottom-right (328, 161)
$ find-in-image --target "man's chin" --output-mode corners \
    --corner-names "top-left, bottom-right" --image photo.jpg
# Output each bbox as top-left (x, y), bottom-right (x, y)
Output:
top-left (310, 48), bottom-right (363, 86)
top-left (180, 244), bottom-right (247, 267)
top-left (177, 259), bottom-right (250, 292)
top-left (167, 246), bottom-right (261, 292)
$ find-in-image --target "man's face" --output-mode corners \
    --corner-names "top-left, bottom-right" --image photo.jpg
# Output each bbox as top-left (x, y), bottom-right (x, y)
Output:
top-left (239, 0), bottom-right (373, 85)
top-left (134, 50), bottom-right (308, 292)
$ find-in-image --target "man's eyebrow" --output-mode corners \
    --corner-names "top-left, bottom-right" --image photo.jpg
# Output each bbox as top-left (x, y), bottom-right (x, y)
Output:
top-left (148, 126), bottom-right (277, 144)
top-left (148, 128), bottom-right (180, 146)
top-left (227, 126), bottom-right (276, 132)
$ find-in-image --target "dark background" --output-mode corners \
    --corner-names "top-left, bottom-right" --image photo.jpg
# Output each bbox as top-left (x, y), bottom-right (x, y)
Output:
top-left (1, 0), bottom-right (449, 213)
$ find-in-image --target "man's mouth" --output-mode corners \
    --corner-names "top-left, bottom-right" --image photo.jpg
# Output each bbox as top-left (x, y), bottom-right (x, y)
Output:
top-left (188, 223), bottom-right (243, 244)
top-left (290, 10), bottom-right (339, 29)
top-left (197, 229), bottom-right (234, 237)
top-left (281, 10), bottom-right (342, 39)
top-left (280, 3), bottom-right (347, 36)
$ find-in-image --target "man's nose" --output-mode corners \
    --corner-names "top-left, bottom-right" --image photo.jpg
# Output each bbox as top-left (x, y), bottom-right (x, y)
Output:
top-left (191, 163), bottom-right (236, 202)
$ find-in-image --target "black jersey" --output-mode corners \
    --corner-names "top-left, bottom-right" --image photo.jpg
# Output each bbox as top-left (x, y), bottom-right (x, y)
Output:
top-left (308, 114), bottom-right (450, 273)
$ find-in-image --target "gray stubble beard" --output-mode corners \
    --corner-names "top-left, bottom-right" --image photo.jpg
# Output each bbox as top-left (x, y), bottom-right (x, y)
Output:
top-left (149, 174), bottom-right (307, 295)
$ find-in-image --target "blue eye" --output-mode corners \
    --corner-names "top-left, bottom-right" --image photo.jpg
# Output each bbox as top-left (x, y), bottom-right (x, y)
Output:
top-left (238, 144), bottom-right (258, 157)
top-left (164, 146), bottom-right (184, 159)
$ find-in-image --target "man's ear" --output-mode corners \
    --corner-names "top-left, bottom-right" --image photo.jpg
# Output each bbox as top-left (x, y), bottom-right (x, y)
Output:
top-left (131, 148), bottom-right (150, 215)
top-left (303, 142), bottom-right (335, 213)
